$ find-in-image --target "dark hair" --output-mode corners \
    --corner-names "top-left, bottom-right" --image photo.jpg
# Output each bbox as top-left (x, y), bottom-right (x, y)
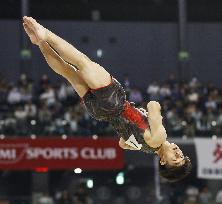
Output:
top-left (159, 156), bottom-right (192, 182)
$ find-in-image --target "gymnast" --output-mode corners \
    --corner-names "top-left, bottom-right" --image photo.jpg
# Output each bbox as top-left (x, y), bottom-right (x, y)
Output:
top-left (23, 16), bottom-right (192, 182)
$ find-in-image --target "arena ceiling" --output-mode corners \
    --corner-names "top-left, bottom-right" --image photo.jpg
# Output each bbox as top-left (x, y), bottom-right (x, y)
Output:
top-left (1, 0), bottom-right (222, 22)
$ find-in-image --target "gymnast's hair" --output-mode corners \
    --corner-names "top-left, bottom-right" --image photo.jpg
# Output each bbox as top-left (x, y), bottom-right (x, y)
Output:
top-left (159, 156), bottom-right (192, 182)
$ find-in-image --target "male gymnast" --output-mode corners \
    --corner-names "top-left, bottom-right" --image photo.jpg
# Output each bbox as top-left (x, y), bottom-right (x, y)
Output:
top-left (23, 16), bottom-right (192, 182)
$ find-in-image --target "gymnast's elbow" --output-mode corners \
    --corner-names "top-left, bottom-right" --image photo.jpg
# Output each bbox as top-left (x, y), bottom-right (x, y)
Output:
top-left (146, 127), bottom-right (167, 148)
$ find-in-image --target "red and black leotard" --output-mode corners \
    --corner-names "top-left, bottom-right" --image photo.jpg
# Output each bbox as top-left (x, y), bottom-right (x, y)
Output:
top-left (82, 77), bottom-right (157, 153)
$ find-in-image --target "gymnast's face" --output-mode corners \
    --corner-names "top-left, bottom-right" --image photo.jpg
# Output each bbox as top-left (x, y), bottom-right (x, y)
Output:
top-left (160, 142), bottom-right (185, 167)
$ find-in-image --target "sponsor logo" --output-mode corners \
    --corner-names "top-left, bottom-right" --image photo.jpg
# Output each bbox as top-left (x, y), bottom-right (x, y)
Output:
top-left (125, 134), bottom-right (142, 150)
top-left (0, 144), bottom-right (29, 164)
top-left (0, 145), bottom-right (117, 164)
top-left (213, 143), bottom-right (222, 163)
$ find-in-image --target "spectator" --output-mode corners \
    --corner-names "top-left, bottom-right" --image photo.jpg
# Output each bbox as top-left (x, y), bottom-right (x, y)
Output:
top-left (129, 88), bottom-right (143, 105)
top-left (216, 189), bottom-right (222, 204)
top-left (14, 106), bottom-right (28, 135)
top-left (167, 73), bottom-right (177, 88)
top-left (159, 83), bottom-right (171, 100)
top-left (166, 107), bottom-right (183, 136)
top-left (184, 186), bottom-right (200, 204)
top-left (206, 107), bottom-right (217, 133)
top-left (187, 89), bottom-right (199, 103)
top-left (18, 73), bottom-right (28, 88)
top-left (18, 73), bottom-right (33, 102)
top-left (191, 106), bottom-right (202, 121)
top-left (40, 86), bottom-right (56, 106)
top-left (20, 86), bottom-right (32, 102)
top-left (147, 81), bottom-right (160, 100)
top-left (205, 95), bottom-right (217, 110)
top-left (216, 106), bottom-right (222, 134)
top-left (56, 190), bottom-right (72, 204)
top-left (14, 106), bottom-right (27, 121)
top-left (183, 106), bottom-right (196, 137)
top-left (38, 104), bottom-right (52, 134)
top-left (189, 77), bottom-right (199, 89)
top-left (40, 74), bottom-right (50, 92)
top-left (73, 184), bottom-right (93, 204)
top-left (3, 113), bottom-right (17, 135)
top-left (122, 74), bottom-right (131, 89)
top-left (24, 100), bottom-right (37, 118)
top-left (122, 74), bottom-right (131, 97)
top-left (38, 192), bottom-right (54, 204)
top-left (199, 186), bottom-right (213, 204)
top-left (0, 75), bottom-right (9, 103)
top-left (57, 83), bottom-right (68, 101)
top-left (7, 86), bottom-right (22, 104)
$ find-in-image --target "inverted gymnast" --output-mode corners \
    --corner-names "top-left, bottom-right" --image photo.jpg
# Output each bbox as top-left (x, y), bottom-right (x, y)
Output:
top-left (23, 16), bottom-right (192, 182)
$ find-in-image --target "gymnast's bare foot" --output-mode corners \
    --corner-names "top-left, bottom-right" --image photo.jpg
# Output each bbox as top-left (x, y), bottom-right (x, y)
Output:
top-left (23, 16), bottom-right (48, 46)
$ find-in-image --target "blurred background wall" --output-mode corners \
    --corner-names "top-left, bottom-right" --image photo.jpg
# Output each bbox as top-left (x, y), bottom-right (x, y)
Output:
top-left (1, 20), bottom-right (222, 88)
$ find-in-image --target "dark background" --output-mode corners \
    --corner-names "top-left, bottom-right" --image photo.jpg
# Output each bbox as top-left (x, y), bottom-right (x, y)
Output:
top-left (1, 20), bottom-right (222, 88)
top-left (1, 0), bottom-right (222, 22)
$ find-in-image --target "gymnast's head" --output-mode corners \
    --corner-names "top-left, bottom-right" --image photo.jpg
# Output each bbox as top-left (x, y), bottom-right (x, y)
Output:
top-left (157, 141), bottom-right (192, 182)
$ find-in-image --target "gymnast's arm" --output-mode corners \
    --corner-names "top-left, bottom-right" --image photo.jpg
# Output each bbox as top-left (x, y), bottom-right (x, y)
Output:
top-left (143, 101), bottom-right (167, 148)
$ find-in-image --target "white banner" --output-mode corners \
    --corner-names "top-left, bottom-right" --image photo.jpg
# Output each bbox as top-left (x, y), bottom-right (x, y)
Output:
top-left (194, 138), bottom-right (222, 179)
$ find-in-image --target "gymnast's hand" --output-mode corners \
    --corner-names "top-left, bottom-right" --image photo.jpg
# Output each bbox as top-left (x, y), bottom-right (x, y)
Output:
top-left (23, 16), bottom-right (48, 46)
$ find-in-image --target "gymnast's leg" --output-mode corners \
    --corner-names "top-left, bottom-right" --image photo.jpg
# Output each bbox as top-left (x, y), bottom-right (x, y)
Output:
top-left (23, 16), bottom-right (111, 90)
top-left (23, 22), bottom-right (89, 97)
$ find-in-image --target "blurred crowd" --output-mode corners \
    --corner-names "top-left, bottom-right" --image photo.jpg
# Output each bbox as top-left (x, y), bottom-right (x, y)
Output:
top-left (0, 73), bottom-right (222, 137)
top-left (0, 73), bottom-right (108, 137)
top-left (167, 185), bottom-right (222, 204)
top-left (1, 178), bottom-right (222, 204)
top-left (35, 184), bottom-right (222, 204)
top-left (38, 186), bottom-right (92, 204)
top-left (145, 74), bottom-right (222, 137)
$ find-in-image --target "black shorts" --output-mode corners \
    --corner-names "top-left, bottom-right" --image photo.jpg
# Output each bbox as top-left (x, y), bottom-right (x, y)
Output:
top-left (82, 78), bottom-right (126, 121)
